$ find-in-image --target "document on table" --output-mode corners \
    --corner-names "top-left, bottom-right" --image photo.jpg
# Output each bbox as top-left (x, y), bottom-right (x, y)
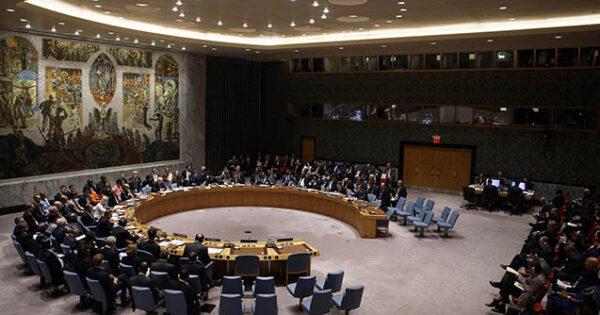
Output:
top-left (208, 248), bottom-right (224, 255)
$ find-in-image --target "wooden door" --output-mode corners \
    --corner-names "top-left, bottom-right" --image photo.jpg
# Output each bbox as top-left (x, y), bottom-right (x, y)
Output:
top-left (451, 149), bottom-right (472, 191)
top-left (402, 145), bottom-right (422, 186)
top-left (301, 137), bottom-right (316, 162)
top-left (435, 149), bottom-right (455, 190)
top-left (420, 147), bottom-right (438, 188)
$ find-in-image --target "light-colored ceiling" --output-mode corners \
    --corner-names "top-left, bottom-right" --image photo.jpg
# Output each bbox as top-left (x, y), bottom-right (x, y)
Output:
top-left (0, 0), bottom-right (599, 59)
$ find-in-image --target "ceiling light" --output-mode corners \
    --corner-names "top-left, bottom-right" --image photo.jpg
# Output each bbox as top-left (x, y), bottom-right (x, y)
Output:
top-left (532, 107), bottom-right (539, 113)
top-left (339, 46), bottom-right (344, 50)
top-left (302, 33), bottom-right (307, 36)
top-left (211, 47), bottom-right (217, 51)
top-left (74, 30), bottom-right (80, 35)
top-left (176, 19), bottom-right (183, 22)
top-left (290, 21), bottom-right (296, 27)
top-left (555, 35), bottom-right (562, 39)
top-left (294, 49), bottom-right (299, 52)
top-left (182, 46), bottom-right (186, 50)
top-left (430, 41), bottom-right (436, 45)
top-left (312, 1), bottom-right (319, 7)
top-left (323, 7), bottom-right (329, 14)
top-left (167, 44), bottom-right (172, 48)
top-left (398, 1), bottom-right (406, 4)
top-left (509, 17), bottom-right (516, 21)
top-left (321, 14), bottom-right (327, 19)
top-left (499, 6), bottom-right (507, 10)
top-left (179, 11), bottom-right (185, 17)
top-left (196, 16), bottom-right (201, 22)
top-left (386, 20), bottom-right (393, 23)
top-left (358, 27), bottom-right (364, 31)
top-left (6, 8), bottom-right (15, 12)
top-left (374, 24), bottom-right (380, 27)
top-left (255, 51), bottom-right (260, 54)
top-left (217, 20), bottom-right (223, 26)
top-left (104, 11), bottom-right (111, 14)
top-left (396, 14), bottom-right (403, 18)
top-left (51, 26), bottom-right (56, 32)
top-left (151, 40), bottom-right (155, 46)
top-left (245, 48), bottom-right (251, 51)
top-left (348, 14), bottom-right (358, 18)
top-left (25, 23), bottom-right (31, 29)
top-left (487, 39), bottom-right (494, 42)
top-left (116, 35), bottom-right (120, 41)
top-left (108, 31), bottom-right (114, 35)
top-left (136, 3), bottom-right (148, 7)
top-left (202, 44), bottom-right (208, 47)
top-left (96, 33), bottom-right (101, 38)
top-left (19, 18), bottom-right (27, 22)
top-left (267, 23), bottom-right (272, 28)
top-left (124, 37), bottom-right (129, 40)
top-left (94, 4), bottom-right (101, 8)
top-left (58, 22), bottom-right (65, 25)
top-left (259, 34), bottom-right (265, 37)
top-left (243, 22), bottom-right (248, 28)
top-left (172, 6), bottom-right (178, 12)
top-left (176, 0), bottom-right (183, 5)
top-left (380, 44), bottom-right (387, 48)
top-left (500, 107), bottom-right (507, 112)
top-left (134, 38), bottom-right (139, 43)
top-left (309, 18), bottom-right (315, 24)
top-left (400, 8), bottom-right (407, 12)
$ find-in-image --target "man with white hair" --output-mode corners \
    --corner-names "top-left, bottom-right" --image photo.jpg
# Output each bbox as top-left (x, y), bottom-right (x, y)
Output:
top-left (99, 236), bottom-right (120, 275)
top-left (51, 217), bottom-right (68, 246)
top-left (93, 195), bottom-right (109, 218)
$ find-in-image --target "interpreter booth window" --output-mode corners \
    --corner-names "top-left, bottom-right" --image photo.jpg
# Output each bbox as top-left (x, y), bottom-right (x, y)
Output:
top-left (512, 108), bottom-right (551, 127)
top-left (439, 106), bottom-right (456, 124)
top-left (557, 48), bottom-right (578, 67)
top-left (390, 104), bottom-right (405, 121)
top-left (554, 109), bottom-right (598, 129)
top-left (293, 103), bottom-right (311, 117)
top-left (456, 107), bottom-right (474, 124)
top-left (409, 54), bottom-right (424, 70)
top-left (392, 55), bottom-right (408, 70)
top-left (343, 104), bottom-right (367, 120)
top-left (517, 50), bottom-right (534, 68)
top-left (366, 104), bottom-right (391, 120)
top-left (425, 53), bottom-right (441, 69)
top-left (313, 58), bottom-right (325, 72)
top-left (536, 49), bottom-right (556, 67)
top-left (379, 55), bottom-right (393, 70)
top-left (473, 107), bottom-right (510, 125)
top-left (477, 52), bottom-right (494, 68)
top-left (406, 106), bottom-right (422, 123)
top-left (365, 56), bottom-right (378, 71)
top-left (324, 57), bottom-right (338, 72)
top-left (351, 56), bottom-right (366, 71)
top-left (301, 59), bottom-right (312, 72)
top-left (339, 57), bottom-right (352, 72)
top-left (323, 104), bottom-right (341, 119)
top-left (290, 59), bottom-right (301, 73)
top-left (459, 52), bottom-right (476, 69)
top-left (580, 47), bottom-right (600, 66)
top-left (419, 106), bottom-right (439, 124)
top-left (441, 53), bottom-right (458, 69)
top-left (310, 103), bottom-right (323, 117)
top-left (496, 50), bottom-right (514, 68)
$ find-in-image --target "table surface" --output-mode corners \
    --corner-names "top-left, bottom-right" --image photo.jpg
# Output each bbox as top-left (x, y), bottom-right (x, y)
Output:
top-left (468, 184), bottom-right (535, 199)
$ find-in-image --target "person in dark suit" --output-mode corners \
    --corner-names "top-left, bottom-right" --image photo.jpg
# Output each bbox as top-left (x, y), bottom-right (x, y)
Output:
top-left (63, 226), bottom-right (82, 251)
top-left (95, 210), bottom-right (113, 238)
top-left (167, 269), bottom-right (197, 315)
top-left (181, 165), bottom-right (194, 186)
top-left (87, 253), bottom-right (128, 310)
top-left (80, 204), bottom-right (98, 227)
top-left (37, 236), bottom-right (65, 286)
top-left (15, 222), bottom-right (37, 253)
top-left (150, 249), bottom-right (177, 280)
top-left (128, 171), bottom-right (142, 193)
top-left (129, 262), bottom-right (158, 301)
top-left (120, 184), bottom-right (134, 201)
top-left (353, 184), bottom-right (367, 201)
top-left (394, 180), bottom-right (407, 199)
top-left (23, 203), bottom-right (45, 234)
top-left (32, 194), bottom-right (47, 222)
top-left (78, 189), bottom-right (92, 209)
top-left (54, 185), bottom-right (68, 203)
top-left (66, 184), bottom-right (78, 200)
top-left (180, 251), bottom-right (207, 297)
top-left (378, 182), bottom-right (392, 210)
top-left (138, 228), bottom-right (161, 259)
top-left (51, 218), bottom-right (68, 246)
top-left (99, 236), bottom-right (120, 275)
top-left (183, 234), bottom-right (212, 266)
top-left (113, 219), bottom-right (138, 249)
top-left (121, 244), bottom-right (143, 273)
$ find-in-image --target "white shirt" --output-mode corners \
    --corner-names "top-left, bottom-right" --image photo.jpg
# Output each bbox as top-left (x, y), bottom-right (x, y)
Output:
top-left (93, 202), bottom-right (107, 218)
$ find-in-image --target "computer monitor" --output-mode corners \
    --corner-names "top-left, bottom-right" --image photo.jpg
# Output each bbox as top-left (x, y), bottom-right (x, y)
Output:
top-left (491, 179), bottom-right (500, 188)
top-left (518, 182), bottom-right (526, 190)
top-left (510, 181), bottom-right (516, 187)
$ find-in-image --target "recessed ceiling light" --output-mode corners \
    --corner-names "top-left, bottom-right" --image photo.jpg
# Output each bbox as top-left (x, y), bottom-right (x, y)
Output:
top-left (116, 36), bottom-right (120, 41)
top-left (508, 17), bottom-right (516, 21)
top-left (381, 44), bottom-right (387, 48)
top-left (172, 6), bottom-right (178, 12)
top-left (211, 47), bottom-right (217, 51)
top-left (312, 1), bottom-right (319, 7)
top-left (217, 20), bottom-right (223, 26)
top-left (176, 0), bottom-right (183, 5)
top-left (108, 31), bottom-right (114, 35)
top-left (25, 23), bottom-right (31, 29)
top-left (386, 20), bottom-right (393, 23)
top-left (294, 49), bottom-right (299, 53)
top-left (245, 48), bottom-right (251, 51)
top-left (396, 14), bottom-right (403, 18)
top-left (124, 37), bottom-right (130, 40)
top-left (151, 40), bottom-right (155, 46)
top-left (96, 33), bottom-right (101, 38)
top-left (182, 46), bottom-right (186, 50)
top-left (321, 14), bottom-right (327, 19)
top-left (290, 21), bottom-right (296, 27)
top-left (487, 39), bottom-right (494, 42)
top-left (259, 34), bottom-right (264, 37)
top-left (136, 3), bottom-right (148, 7)
top-left (7, 8), bottom-right (15, 12)
top-left (499, 6), bottom-right (507, 10)
top-left (94, 4), bottom-right (102, 8)
top-left (323, 7), bottom-right (329, 14)
top-left (176, 19), bottom-right (183, 22)
top-left (358, 27), bottom-right (364, 31)
top-left (430, 42), bottom-right (436, 45)
top-left (104, 11), bottom-right (111, 14)
top-left (255, 51), bottom-right (260, 54)
top-left (51, 26), bottom-right (56, 32)
top-left (338, 46), bottom-right (344, 50)
top-left (267, 23), bottom-right (272, 28)
top-left (398, 1), bottom-right (406, 4)
top-left (134, 38), bottom-right (139, 43)
top-left (74, 30), bottom-right (80, 35)
top-left (179, 11), bottom-right (185, 17)
top-left (243, 22), bottom-right (248, 28)
top-left (19, 18), bottom-right (27, 22)
top-left (555, 35), bottom-right (562, 39)
top-left (348, 14), bottom-right (358, 18)
top-left (58, 22), bottom-right (65, 25)
top-left (309, 18), bottom-right (315, 24)
top-left (374, 24), bottom-right (380, 27)
top-left (167, 44), bottom-right (172, 48)
top-left (202, 44), bottom-right (208, 47)
top-left (196, 16), bottom-right (201, 22)
top-left (400, 8), bottom-right (407, 12)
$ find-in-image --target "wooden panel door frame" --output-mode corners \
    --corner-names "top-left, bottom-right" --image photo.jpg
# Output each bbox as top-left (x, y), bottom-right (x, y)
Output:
top-left (301, 136), bottom-right (317, 162)
top-left (399, 141), bottom-right (477, 185)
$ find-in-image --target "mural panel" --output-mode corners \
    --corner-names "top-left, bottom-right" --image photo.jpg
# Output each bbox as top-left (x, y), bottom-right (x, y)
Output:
top-left (44, 67), bottom-right (82, 147)
top-left (108, 47), bottom-right (152, 68)
top-left (42, 39), bottom-right (99, 62)
top-left (89, 53), bottom-right (116, 107)
top-left (154, 55), bottom-right (179, 143)
top-left (123, 73), bottom-right (150, 129)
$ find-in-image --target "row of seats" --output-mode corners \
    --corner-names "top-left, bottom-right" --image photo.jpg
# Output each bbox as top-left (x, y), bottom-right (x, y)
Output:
top-left (386, 196), bottom-right (460, 237)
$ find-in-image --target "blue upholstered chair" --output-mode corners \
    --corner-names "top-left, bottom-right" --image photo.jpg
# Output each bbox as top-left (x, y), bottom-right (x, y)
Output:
top-left (37, 259), bottom-right (52, 286)
top-left (253, 276), bottom-right (276, 297)
top-left (332, 285), bottom-right (364, 315)
top-left (235, 254), bottom-right (260, 278)
top-left (119, 263), bottom-right (136, 278)
top-left (77, 216), bottom-right (95, 232)
top-left (141, 186), bottom-right (152, 195)
top-left (222, 275), bottom-right (245, 296)
top-left (131, 286), bottom-right (163, 312)
top-left (287, 275), bottom-right (316, 308)
top-left (150, 271), bottom-right (170, 290)
top-left (315, 270), bottom-right (344, 293)
top-left (423, 199), bottom-right (435, 212)
top-left (219, 293), bottom-right (244, 315)
top-left (63, 270), bottom-right (90, 308)
top-left (414, 196), bottom-right (425, 212)
top-left (301, 289), bottom-right (332, 315)
top-left (253, 293), bottom-right (278, 315)
top-left (60, 243), bottom-right (73, 257)
top-left (285, 252), bottom-right (311, 284)
top-left (87, 277), bottom-right (122, 314)
top-left (436, 211), bottom-right (460, 237)
top-left (396, 200), bottom-right (415, 225)
top-left (164, 289), bottom-right (187, 315)
top-left (412, 211), bottom-right (435, 237)
top-left (432, 207), bottom-right (451, 226)
top-left (407, 205), bottom-right (427, 224)
top-left (367, 193), bottom-right (377, 203)
top-left (12, 240), bottom-right (27, 264)
top-left (25, 251), bottom-right (42, 277)
top-left (137, 249), bottom-right (155, 264)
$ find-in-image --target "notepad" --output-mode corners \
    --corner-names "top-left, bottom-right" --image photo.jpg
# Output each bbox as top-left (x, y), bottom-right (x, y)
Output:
top-left (208, 248), bottom-right (223, 255)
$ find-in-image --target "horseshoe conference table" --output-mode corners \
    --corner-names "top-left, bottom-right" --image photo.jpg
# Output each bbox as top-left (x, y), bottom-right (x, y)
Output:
top-left (112, 185), bottom-right (387, 280)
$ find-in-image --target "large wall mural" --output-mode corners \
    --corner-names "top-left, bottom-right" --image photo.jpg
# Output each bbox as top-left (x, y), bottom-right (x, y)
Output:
top-left (108, 47), bottom-right (152, 68)
top-left (42, 39), bottom-right (99, 62)
top-left (0, 33), bottom-right (181, 180)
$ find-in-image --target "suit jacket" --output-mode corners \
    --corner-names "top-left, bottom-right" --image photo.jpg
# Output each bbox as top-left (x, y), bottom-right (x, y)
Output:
top-left (150, 182), bottom-right (161, 193)
top-left (63, 234), bottom-right (79, 250)
top-left (38, 249), bottom-right (64, 285)
top-left (138, 240), bottom-right (161, 259)
top-left (167, 279), bottom-right (196, 315)
top-left (128, 177), bottom-right (142, 193)
top-left (113, 226), bottom-right (137, 249)
top-left (120, 190), bottom-right (133, 201)
top-left (183, 242), bottom-right (212, 266)
top-left (87, 266), bottom-right (117, 300)
top-left (130, 273), bottom-right (159, 301)
top-left (395, 186), bottom-right (407, 199)
top-left (150, 259), bottom-right (178, 280)
top-left (78, 195), bottom-right (92, 208)
top-left (16, 230), bottom-right (36, 253)
top-left (99, 247), bottom-right (120, 275)
top-left (51, 227), bottom-right (67, 246)
top-left (32, 202), bottom-right (46, 222)
top-left (121, 255), bottom-right (143, 274)
top-left (96, 217), bottom-right (113, 238)
top-left (379, 188), bottom-right (392, 208)
top-left (23, 211), bottom-right (39, 234)
top-left (180, 261), bottom-right (206, 285)
top-left (81, 211), bottom-right (97, 227)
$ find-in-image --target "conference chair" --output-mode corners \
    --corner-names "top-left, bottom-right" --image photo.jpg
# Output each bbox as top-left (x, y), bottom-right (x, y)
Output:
top-left (119, 263), bottom-right (136, 278)
top-left (101, 260), bottom-right (113, 275)
top-left (87, 277), bottom-right (122, 314)
top-left (300, 289), bottom-right (332, 315)
top-left (407, 205), bottom-right (428, 225)
top-left (171, 183), bottom-right (178, 189)
top-left (137, 249), bottom-right (155, 264)
top-left (179, 257), bottom-right (189, 264)
top-left (253, 276), bottom-right (276, 297)
top-left (436, 211), bottom-right (460, 237)
top-left (235, 254), bottom-right (260, 278)
top-left (315, 270), bottom-right (344, 293)
top-left (253, 293), bottom-right (278, 315)
top-left (506, 187), bottom-right (524, 215)
top-left (386, 197), bottom-right (406, 221)
top-left (205, 261), bottom-right (216, 289)
top-left (461, 186), bottom-right (478, 210)
top-left (95, 237), bottom-right (106, 247)
top-left (25, 251), bottom-right (43, 281)
top-left (482, 186), bottom-right (500, 211)
top-left (414, 196), bottom-right (425, 212)
top-left (367, 194), bottom-right (377, 203)
top-left (332, 285), bottom-right (364, 315)
top-left (150, 271), bottom-right (170, 290)
top-left (222, 275), bottom-right (245, 296)
top-left (131, 286), bottom-right (163, 313)
top-left (77, 216), bottom-right (96, 232)
top-left (412, 211), bottom-right (435, 237)
top-left (164, 289), bottom-right (187, 315)
top-left (423, 199), bottom-right (435, 212)
top-left (60, 243), bottom-right (73, 257)
top-left (396, 200), bottom-right (415, 225)
top-left (10, 233), bottom-right (16, 241)
top-left (432, 207), bottom-right (451, 227)
top-left (50, 235), bottom-right (60, 252)
top-left (285, 252), bottom-right (311, 284)
top-left (63, 270), bottom-right (90, 309)
top-left (346, 188), bottom-right (353, 196)
top-left (287, 275), bottom-right (316, 308)
top-left (12, 240), bottom-right (27, 265)
top-left (141, 186), bottom-right (152, 195)
top-left (37, 259), bottom-right (54, 287)
top-left (219, 293), bottom-right (244, 315)
top-left (188, 274), bottom-right (203, 296)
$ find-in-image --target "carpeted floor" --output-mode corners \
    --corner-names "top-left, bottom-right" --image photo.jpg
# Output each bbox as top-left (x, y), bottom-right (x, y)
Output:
top-left (0, 189), bottom-right (532, 314)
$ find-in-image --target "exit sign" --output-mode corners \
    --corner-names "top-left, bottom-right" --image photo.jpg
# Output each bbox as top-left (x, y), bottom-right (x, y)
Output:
top-left (432, 135), bottom-right (441, 144)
